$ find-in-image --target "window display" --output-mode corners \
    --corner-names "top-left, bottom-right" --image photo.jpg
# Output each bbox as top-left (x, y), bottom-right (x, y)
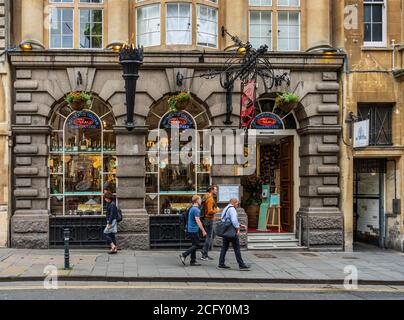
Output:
top-left (145, 96), bottom-right (211, 215)
top-left (49, 97), bottom-right (116, 216)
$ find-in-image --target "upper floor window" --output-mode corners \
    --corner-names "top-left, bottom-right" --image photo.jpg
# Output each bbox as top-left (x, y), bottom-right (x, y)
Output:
top-left (358, 104), bottom-right (393, 146)
top-left (137, 4), bottom-right (161, 47)
top-left (48, 0), bottom-right (104, 49)
top-left (166, 3), bottom-right (192, 45)
top-left (249, 0), bottom-right (300, 51)
top-left (136, 1), bottom-right (219, 48)
top-left (197, 5), bottom-right (218, 48)
top-left (364, 0), bottom-right (387, 47)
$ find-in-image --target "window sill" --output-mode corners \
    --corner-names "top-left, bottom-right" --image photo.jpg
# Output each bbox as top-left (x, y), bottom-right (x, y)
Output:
top-left (361, 46), bottom-right (393, 52)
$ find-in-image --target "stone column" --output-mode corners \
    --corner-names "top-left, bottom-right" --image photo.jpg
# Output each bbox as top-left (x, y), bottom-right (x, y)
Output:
top-left (107, 0), bottom-right (129, 46)
top-left (224, 0), bottom-right (248, 48)
top-left (295, 71), bottom-right (343, 250)
top-left (11, 69), bottom-right (50, 249)
top-left (306, 0), bottom-right (331, 49)
top-left (114, 126), bottom-right (150, 250)
top-left (21, 0), bottom-right (44, 45)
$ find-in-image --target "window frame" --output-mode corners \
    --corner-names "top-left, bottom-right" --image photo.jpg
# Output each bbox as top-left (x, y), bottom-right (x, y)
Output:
top-left (196, 4), bottom-right (219, 48)
top-left (46, 0), bottom-right (106, 49)
top-left (248, 0), bottom-right (301, 51)
top-left (49, 101), bottom-right (118, 217)
top-left (134, 0), bottom-right (220, 49)
top-left (277, 10), bottom-right (300, 52)
top-left (136, 3), bottom-right (162, 48)
top-left (165, 2), bottom-right (193, 46)
top-left (363, 0), bottom-right (387, 48)
top-left (248, 10), bottom-right (272, 50)
top-left (358, 104), bottom-right (393, 146)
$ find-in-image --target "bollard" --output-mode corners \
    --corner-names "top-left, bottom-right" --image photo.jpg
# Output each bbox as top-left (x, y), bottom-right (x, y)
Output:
top-left (64, 228), bottom-right (70, 270)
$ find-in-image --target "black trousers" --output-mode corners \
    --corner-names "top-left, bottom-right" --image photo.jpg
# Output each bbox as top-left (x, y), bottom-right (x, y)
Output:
top-left (219, 236), bottom-right (245, 267)
top-left (182, 232), bottom-right (200, 263)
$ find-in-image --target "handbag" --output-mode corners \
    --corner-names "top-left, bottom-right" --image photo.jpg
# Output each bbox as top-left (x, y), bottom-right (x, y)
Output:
top-left (215, 206), bottom-right (237, 239)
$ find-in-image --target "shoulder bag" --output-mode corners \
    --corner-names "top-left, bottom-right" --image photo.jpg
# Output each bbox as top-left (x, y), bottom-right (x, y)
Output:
top-left (215, 206), bottom-right (237, 239)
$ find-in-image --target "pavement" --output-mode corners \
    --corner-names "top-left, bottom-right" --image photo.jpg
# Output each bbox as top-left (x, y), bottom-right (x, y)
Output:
top-left (0, 247), bottom-right (404, 285)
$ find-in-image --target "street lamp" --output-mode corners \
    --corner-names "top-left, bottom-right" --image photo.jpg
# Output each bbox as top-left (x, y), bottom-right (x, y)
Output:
top-left (119, 44), bottom-right (144, 131)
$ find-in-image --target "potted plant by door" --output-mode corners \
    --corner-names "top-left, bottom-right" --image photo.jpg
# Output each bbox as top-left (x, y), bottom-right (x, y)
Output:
top-left (65, 91), bottom-right (93, 111)
top-left (274, 92), bottom-right (300, 113)
top-left (243, 176), bottom-right (263, 229)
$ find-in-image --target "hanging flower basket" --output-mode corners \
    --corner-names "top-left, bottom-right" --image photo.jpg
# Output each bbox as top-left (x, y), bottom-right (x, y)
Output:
top-left (65, 91), bottom-right (93, 111)
top-left (274, 92), bottom-right (300, 113)
top-left (168, 92), bottom-right (192, 111)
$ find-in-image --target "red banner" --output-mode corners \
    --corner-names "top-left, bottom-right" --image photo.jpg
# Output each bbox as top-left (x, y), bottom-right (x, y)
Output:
top-left (240, 80), bottom-right (256, 128)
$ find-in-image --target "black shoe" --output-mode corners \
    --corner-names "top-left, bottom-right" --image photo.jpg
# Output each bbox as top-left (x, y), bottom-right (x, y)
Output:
top-left (190, 262), bottom-right (202, 266)
top-left (179, 254), bottom-right (186, 266)
top-left (218, 264), bottom-right (231, 269)
top-left (207, 256), bottom-right (214, 261)
top-left (239, 265), bottom-right (251, 271)
top-left (200, 256), bottom-right (209, 261)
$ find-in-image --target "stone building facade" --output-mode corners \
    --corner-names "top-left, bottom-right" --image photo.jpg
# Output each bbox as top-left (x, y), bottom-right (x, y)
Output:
top-left (9, 0), bottom-right (346, 250)
top-left (334, 0), bottom-right (404, 252)
top-left (0, 0), bottom-right (11, 248)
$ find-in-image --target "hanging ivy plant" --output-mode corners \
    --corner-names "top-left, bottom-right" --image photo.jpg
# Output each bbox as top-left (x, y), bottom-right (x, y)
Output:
top-left (168, 92), bottom-right (192, 112)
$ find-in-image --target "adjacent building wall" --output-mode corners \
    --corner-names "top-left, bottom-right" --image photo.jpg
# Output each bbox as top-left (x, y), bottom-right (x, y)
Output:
top-left (0, 0), bottom-right (11, 247)
top-left (337, 0), bottom-right (404, 251)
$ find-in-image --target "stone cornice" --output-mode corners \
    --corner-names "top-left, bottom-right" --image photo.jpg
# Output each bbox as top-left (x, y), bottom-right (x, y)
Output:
top-left (12, 125), bottom-right (52, 135)
top-left (297, 125), bottom-right (342, 136)
top-left (9, 50), bottom-right (345, 71)
top-left (113, 125), bottom-right (149, 135)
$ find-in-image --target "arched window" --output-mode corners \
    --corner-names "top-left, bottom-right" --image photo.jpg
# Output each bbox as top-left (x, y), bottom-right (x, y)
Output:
top-left (252, 94), bottom-right (298, 130)
top-left (49, 96), bottom-right (117, 216)
top-left (145, 95), bottom-right (211, 215)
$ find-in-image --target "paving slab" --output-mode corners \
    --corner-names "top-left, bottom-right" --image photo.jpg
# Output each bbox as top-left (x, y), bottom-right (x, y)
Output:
top-left (0, 248), bottom-right (403, 285)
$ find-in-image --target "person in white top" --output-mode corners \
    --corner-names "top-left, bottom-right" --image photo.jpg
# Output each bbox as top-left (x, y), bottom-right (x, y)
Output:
top-left (218, 198), bottom-right (250, 271)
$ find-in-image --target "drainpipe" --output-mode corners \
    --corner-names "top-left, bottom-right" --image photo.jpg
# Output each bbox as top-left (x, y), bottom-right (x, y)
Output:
top-left (391, 40), bottom-right (398, 71)
top-left (385, 159), bottom-right (398, 249)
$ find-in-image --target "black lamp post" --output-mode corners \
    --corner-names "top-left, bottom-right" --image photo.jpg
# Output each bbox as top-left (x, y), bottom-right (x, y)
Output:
top-left (119, 45), bottom-right (144, 131)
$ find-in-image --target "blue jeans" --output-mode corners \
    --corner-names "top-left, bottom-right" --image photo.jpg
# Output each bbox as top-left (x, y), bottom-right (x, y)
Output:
top-left (104, 232), bottom-right (117, 246)
top-left (219, 236), bottom-right (245, 267)
top-left (202, 219), bottom-right (215, 257)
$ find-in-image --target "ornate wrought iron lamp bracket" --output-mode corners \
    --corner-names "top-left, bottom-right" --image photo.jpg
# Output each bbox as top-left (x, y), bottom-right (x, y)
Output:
top-left (176, 27), bottom-right (291, 125)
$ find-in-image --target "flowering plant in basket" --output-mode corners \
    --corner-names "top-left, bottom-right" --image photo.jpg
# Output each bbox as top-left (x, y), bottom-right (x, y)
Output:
top-left (65, 91), bottom-right (93, 110)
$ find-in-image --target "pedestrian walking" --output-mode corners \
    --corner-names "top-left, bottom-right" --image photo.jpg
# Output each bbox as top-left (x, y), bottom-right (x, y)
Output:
top-left (218, 198), bottom-right (250, 271)
top-left (200, 185), bottom-right (219, 261)
top-left (179, 195), bottom-right (207, 266)
top-left (103, 192), bottom-right (119, 254)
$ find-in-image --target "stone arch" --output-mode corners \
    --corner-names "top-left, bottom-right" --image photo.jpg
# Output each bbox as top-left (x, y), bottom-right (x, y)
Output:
top-left (145, 92), bottom-right (213, 130)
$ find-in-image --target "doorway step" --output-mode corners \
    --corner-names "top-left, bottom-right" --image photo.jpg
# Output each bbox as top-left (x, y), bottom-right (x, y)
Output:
top-left (247, 233), bottom-right (306, 250)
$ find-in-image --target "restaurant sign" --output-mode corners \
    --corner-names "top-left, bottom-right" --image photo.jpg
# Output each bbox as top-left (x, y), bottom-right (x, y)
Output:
top-left (161, 112), bottom-right (195, 129)
top-left (251, 112), bottom-right (284, 130)
top-left (67, 111), bottom-right (101, 129)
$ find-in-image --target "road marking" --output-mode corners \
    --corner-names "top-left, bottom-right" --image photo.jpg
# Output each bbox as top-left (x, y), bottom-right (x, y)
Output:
top-left (0, 284), bottom-right (402, 293)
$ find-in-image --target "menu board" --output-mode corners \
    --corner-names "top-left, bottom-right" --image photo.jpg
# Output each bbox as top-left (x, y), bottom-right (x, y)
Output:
top-left (218, 185), bottom-right (241, 203)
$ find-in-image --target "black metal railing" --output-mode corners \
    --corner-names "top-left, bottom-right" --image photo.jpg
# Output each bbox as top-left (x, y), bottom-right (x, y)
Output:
top-left (49, 216), bottom-right (106, 248)
top-left (150, 215), bottom-right (205, 250)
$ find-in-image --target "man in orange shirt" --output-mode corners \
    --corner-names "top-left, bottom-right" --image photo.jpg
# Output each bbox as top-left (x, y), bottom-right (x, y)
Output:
top-left (201, 185), bottom-right (219, 261)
